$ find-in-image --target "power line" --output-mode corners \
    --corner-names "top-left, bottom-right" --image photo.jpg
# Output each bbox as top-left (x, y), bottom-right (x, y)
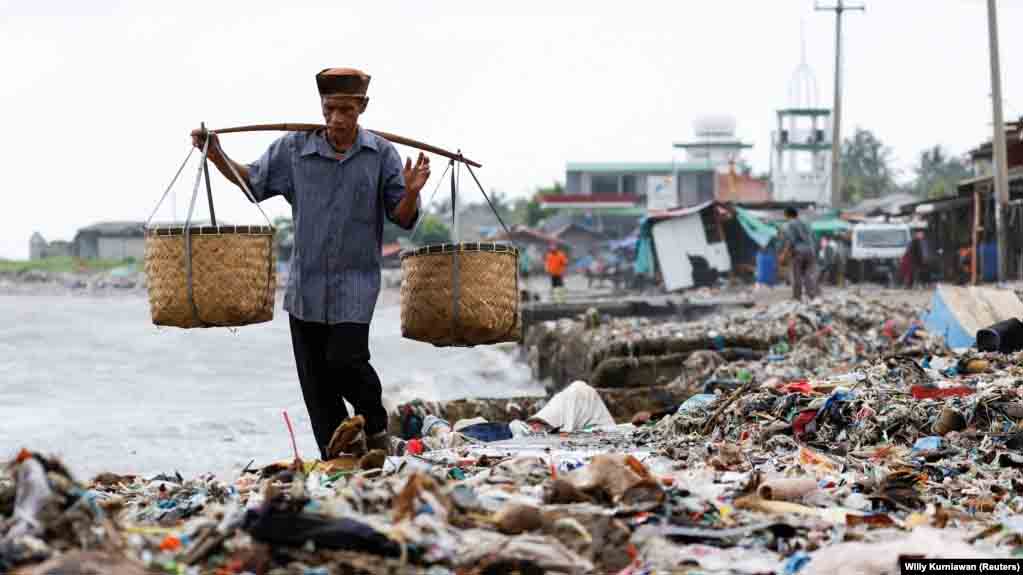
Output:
top-left (816, 0), bottom-right (865, 207)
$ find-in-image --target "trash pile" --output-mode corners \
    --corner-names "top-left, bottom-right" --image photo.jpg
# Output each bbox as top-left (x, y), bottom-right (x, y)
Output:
top-left (7, 291), bottom-right (1023, 574)
top-left (528, 292), bottom-right (943, 392)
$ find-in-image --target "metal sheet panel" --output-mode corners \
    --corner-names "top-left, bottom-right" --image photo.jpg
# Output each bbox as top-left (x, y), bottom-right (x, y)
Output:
top-left (651, 210), bottom-right (732, 291)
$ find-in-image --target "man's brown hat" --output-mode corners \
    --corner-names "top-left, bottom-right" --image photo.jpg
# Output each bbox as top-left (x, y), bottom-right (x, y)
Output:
top-left (316, 68), bottom-right (371, 96)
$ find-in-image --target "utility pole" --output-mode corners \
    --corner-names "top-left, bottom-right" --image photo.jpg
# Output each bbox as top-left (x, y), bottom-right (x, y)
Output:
top-left (817, 0), bottom-right (864, 208)
top-left (987, 0), bottom-right (1009, 282)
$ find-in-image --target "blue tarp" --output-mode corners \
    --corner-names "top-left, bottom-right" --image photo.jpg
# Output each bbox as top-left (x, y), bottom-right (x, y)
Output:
top-left (980, 242), bottom-right (998, 283)
top-left (633, 217), bottom-right (655, 277)
top-left (922, 288), bottom-right (976, 349)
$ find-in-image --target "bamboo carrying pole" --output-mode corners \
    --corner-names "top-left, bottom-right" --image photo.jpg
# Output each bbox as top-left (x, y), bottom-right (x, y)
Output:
top-left (210, 123), bottom-right (482, 168)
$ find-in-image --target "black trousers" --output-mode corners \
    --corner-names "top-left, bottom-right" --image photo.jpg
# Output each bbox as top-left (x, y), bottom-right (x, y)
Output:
top-left (289, 315), bottom-right (387, 459)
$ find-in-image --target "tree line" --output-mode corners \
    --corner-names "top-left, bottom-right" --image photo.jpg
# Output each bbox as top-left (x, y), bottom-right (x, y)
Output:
top-left (838, 127), bottom-right (972, 205)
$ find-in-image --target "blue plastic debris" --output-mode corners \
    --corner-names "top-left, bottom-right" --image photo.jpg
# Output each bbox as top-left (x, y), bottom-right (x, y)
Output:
top-left (712, 336), bottom-right (725, 350)
top-left (899, 324), bottom-right (920, 344)
top-left (678, 394), bottom-right (717, 414)
top-left (422, 415), bottom-right (451, 437)
top-left (783, 551), bottom-right (811, 575)
top-left (912, 436), bottom-right (943, 453)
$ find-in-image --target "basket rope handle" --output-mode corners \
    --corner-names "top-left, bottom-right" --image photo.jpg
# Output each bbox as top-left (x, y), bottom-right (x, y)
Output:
top-left (182, 130), bottom-right (213, 326)
top-left (450, 164), bottom-right (461, 340)
top-left (407, 160), bottom-right (452, 242)
top-left (145, 125), bottom-right (274, 230)
top-left (406, 160), bottom-right (515, 249)
top-left (180, 129), bottom-right (276, 328)
top-left (145, 147), bottom-right (194, 228)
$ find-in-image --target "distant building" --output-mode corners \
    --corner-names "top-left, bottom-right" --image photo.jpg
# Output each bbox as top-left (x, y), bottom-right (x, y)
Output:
top-left (549, 222), bottom-right (607, 255)
top-left (894, 117), bottom-right (1023, 284)
top-left (29, 232), bottom-right (45, 260)
top-left (771, 108), bottom-right (831, 206)
top-left (73, 221), bottom-right (145, 260)
top-left (673, 115), bottom-right (754, 170)
top-left (540, 211), bottom-right (638, 241)
top-left (492, 225), bottom-right (567, 273)
top-left (29, 232), bottom-right (72, 260)
top-left (555, 160), bottom-right (767, 213)
top-left (560, 161), bottom-right (712, 211)
top-left (553, 115), bottom-right (766, 214)
top-left (48, 240), bottom-right (73, 258)
top-left (716, 171), bottom-right (770, 204)
top-left (455, 203), bottom-right (506, 241)
top-left (965, 117), bottom-right (1023, 182)
top-left (770, 40), bottom-right (833, 206)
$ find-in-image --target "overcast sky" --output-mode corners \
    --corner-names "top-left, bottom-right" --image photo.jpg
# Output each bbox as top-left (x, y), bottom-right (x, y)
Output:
top-left (1, 0), bottom-right (1019, 259)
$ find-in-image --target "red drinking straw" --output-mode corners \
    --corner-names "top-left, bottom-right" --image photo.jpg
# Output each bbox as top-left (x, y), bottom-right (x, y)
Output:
top-left (283, 410), bottom-right (301, 461)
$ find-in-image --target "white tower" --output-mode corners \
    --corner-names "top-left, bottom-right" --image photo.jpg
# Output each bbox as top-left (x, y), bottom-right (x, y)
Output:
top-left (771, 32), bottom-right (833, 206)
top-left (675, 115), bottom-right (752, 172)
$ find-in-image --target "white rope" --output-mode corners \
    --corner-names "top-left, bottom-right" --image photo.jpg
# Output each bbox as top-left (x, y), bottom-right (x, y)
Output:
top-left (145, 147), bottom-right (195, 227)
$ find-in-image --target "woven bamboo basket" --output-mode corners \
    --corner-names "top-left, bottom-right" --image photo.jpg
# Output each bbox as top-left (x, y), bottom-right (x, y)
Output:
top-left (400, 242), bottom-right (521, 347)
top-left (144, 225), bottom-right (276, 328)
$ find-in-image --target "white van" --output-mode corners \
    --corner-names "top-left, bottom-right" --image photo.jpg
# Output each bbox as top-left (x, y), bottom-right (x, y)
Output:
top-left (850, 222), bottom-right (911, 261)
top-left (848, 222), bottom-right (912, 285)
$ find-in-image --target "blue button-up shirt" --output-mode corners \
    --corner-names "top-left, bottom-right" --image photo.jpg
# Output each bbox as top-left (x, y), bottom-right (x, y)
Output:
top-left (246, 128), bottom-right (418, 324)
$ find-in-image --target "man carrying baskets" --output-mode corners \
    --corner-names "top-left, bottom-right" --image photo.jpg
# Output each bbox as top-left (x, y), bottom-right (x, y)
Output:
top-left (190, 68), bottom-right (431, 458)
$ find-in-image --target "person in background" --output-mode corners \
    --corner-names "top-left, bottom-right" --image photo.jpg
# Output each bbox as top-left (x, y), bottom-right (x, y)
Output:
top-left (903, 231), bottom-right (925, 288)
top-left (818, 235), bottom-right (837, 285)
top-left (914, 230), bottom-right (930, 286)
top-left (586, 249), bottom-right (605, 289)
top-left (834, 231), bottom-right (850, 287)
top-left (545, 243), bottom-right (568, 303)
top-left (779, 207), bottom-right (819, 301)
top-left (959, 246), bottom-right (973, 285)
top-left (519, 247), bottom-right (531, 281)
top-left (518, 247), bottom-right (533, 302)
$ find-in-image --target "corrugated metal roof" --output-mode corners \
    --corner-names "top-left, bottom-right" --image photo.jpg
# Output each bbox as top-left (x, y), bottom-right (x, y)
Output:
top-left (493, 225), bottom-right (566, 246)
top-left (648, 200), bottom-right (717, 222)
top-left (565, 162), bottom-right (713, 174)
top-left (552, 222), bottom-right (608, 239)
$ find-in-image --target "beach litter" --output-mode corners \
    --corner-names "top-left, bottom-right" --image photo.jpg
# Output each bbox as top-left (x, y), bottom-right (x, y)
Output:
top-left (5, 291), bottom-right (1023, 573)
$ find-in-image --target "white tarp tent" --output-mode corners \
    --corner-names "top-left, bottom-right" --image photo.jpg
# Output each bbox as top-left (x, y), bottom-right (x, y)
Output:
top-left (649, 201), bottom-right (732, 291)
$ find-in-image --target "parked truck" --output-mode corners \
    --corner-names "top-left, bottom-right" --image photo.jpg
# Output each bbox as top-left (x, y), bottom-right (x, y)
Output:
top-left (847, 222), bottom-right (912, 286)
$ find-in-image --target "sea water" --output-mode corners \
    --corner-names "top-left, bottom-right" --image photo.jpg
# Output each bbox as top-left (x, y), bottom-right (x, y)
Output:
top-left (0, 293), bottom-right (541, 479)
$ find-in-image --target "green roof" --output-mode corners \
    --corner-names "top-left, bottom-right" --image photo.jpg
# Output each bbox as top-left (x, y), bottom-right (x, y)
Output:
top-left (673, 141), bottom-right (753, 149)
top-left (779, 143), bottom-right (832, 151)
top-left (565, 162), bottom-right (713, 174)
top-left (777, 108), bottom-right (831, 116)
